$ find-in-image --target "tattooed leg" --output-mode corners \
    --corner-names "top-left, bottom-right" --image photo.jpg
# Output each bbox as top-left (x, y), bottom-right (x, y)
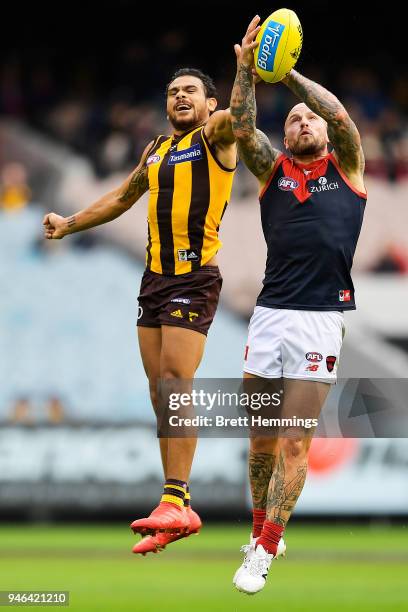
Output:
top-left (266, 379), bottom-right (330, 526)
top-left (266, 443), bottom-right (309, 527)
top-left (244, 373), bottom-right (281, 511)
top-left (249, 444), bottom-right (278, 510)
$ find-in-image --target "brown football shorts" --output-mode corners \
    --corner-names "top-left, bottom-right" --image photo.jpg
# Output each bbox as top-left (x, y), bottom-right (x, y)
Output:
top-left (137, 265), bottom-right (223, 336)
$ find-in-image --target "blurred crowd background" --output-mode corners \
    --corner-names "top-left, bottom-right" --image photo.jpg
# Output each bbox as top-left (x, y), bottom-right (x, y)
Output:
top-left (1, 1), bottom-right (407, 519)
top-left (1, 2), bottom-right (407, 182)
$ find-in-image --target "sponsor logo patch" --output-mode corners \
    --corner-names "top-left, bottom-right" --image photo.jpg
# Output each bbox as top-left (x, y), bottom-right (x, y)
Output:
top-left (306, 364), bottom-right (319, 372)
top-left (170, 298), bottom-right (191, 305)
top-left (305, 352), bottom-right (323, 362)
top-left (170, 309), bottom-right (183, 319)
top-left (307, 178), bottom-right (339, 193)
top-left (326, 355), bottom-right (337, 372)
top-left (178, 249), bottom-right (199, 262)
top-left (137, 306), bottom-right (143, 320)
top-left (339, 289), bottom-right (351, 302)
top-left (278, 176), bottom-right (299, 191)
top-left (244, 345), bottom-right (249, 361)
top-left (188, 312), bottom-right (199, 322)
top-left (168, 143), bottom-right (203, 165)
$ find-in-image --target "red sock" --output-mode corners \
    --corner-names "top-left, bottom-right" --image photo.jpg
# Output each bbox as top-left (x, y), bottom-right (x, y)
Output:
top-left (257, 520), bottom-right (284, 556)
top-left (252, 509), bottom-right (266, 538)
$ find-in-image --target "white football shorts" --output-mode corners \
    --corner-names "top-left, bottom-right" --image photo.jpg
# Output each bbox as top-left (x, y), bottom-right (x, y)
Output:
top-left (244, 306), bottom-right (345, 383)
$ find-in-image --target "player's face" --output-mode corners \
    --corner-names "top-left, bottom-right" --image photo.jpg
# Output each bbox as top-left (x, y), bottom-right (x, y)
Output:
top-left (166, 76), bottom-right (217, 131)
top-left (284, 103), bottom-right (329, 156)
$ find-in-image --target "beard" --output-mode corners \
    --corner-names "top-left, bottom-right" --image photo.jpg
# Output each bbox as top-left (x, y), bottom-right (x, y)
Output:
top-left (168, 109), bottom-right (199, 131)
top-left (288, 135), bottom-right (326, 157)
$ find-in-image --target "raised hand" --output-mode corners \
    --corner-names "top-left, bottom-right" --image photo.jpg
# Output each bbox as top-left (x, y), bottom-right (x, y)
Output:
top-left (234, 15), bottom-right (261, 69)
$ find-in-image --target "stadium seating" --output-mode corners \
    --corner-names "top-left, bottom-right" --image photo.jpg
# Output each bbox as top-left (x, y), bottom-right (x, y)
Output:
top-left (0, 208), bottom-right (247, 422)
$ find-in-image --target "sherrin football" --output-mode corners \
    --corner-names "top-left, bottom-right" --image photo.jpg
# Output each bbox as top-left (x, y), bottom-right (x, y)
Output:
top-left (254, 8), bottom-right (303, 83)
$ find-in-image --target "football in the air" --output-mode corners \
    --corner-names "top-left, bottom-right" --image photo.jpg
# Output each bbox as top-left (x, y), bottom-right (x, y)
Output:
top-left (254, 8), bottom-right (303, 83)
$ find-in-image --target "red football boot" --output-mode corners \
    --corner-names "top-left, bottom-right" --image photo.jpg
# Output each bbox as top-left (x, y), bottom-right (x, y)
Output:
top-left (132, 506), bottom-right (202, 555)
top-left (130, 502), bottom-right (190, 536)
top-left (185, 506), bottom-right (202, 535)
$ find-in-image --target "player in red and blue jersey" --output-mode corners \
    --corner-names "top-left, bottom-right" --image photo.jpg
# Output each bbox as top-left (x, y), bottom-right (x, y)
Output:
top-left (229, 16), bottom-right (366, 594)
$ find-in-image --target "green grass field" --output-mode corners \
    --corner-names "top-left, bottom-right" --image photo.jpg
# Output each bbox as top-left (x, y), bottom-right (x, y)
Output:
top-left (0, 523), bottom-right (407, 611)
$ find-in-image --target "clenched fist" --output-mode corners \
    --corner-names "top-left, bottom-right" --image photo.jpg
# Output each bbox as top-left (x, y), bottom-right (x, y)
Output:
top-left (43, 212), bottom-right (69, 239)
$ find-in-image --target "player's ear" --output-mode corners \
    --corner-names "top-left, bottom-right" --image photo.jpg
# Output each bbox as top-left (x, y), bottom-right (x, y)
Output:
top-left (207, 98), bottom-right (217, 113)
top-left (283, 135), bottom-right (289, 149)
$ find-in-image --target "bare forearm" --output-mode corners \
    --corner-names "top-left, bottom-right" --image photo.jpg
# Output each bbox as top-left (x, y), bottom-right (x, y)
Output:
top-left (283, 69), bottom-right (345, 123)
top-left (64, 192), bottom-right (130, 235)
top-left (66, 162), bottom-right (148, 235)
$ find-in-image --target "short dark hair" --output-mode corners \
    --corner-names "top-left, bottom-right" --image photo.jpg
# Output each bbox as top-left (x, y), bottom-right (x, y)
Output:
top-left (166, 68), bottom-right (217, 99)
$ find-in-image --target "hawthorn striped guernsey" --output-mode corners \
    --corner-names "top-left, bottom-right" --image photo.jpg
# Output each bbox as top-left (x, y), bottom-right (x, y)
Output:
top-left (145, 125), bottom-right (235, 275)
top-left (258, 153), bottom-right (367, 311)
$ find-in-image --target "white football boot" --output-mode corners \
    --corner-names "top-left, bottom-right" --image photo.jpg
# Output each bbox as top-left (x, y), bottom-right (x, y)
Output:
top-left (232, 533), bottom-right (258, 586)
top-left (233, 535), bottom-right (286, 595)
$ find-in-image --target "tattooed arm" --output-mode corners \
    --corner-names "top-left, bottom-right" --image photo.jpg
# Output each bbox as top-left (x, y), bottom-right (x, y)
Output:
top-left (43, 140), bottom-right (153, 240)
top-left (230, 16), bottom-right (281, 187)
top-left (231, 62), bottom-right (280, 180)
top-left (283, 69), bottom-right (365, 182)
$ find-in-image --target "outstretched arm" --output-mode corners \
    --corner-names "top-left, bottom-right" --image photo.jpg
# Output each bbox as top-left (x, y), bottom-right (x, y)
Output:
top-left (43, 140), bottom-right (153, 239)
top-left (283, 69), bottom-right (365, 176)
top-left (230, 15), bottom-right (281, 185)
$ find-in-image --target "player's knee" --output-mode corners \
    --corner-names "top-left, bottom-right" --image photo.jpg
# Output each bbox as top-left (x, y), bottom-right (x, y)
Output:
top-left (160, 365), bottom-right (187, 379)
top-left (250, 436), bottom-right (279, 454)
top-left (281, 434), bottom-right (310, 461)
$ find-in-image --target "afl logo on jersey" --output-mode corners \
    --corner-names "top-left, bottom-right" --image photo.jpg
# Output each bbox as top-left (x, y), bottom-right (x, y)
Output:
top-left (147, 154), bottom-right (161, 166)
top-left (278, 176), bottom-right (299, 191)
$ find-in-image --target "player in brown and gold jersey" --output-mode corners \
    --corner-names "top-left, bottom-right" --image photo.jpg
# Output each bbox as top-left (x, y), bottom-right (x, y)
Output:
top-left (43, 67), bottom-right (238, 554)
